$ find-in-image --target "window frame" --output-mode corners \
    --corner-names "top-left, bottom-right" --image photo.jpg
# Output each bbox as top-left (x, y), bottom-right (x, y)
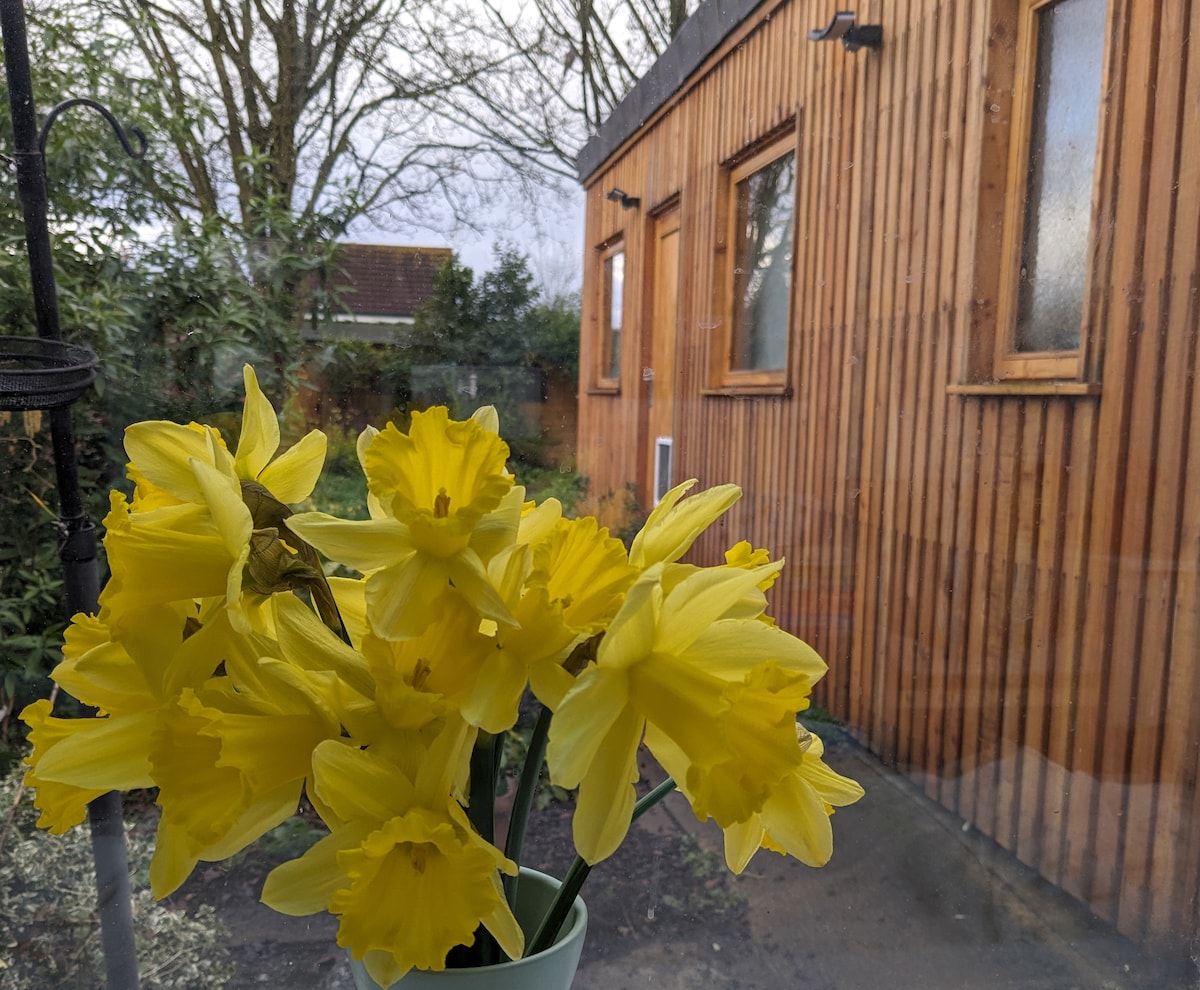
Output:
top-left (592, 237), bottom-right (626, 393)
top-left (709, 133), bottom-right (798, 393)
top-left (990, 0), bottom-right (1115, 384)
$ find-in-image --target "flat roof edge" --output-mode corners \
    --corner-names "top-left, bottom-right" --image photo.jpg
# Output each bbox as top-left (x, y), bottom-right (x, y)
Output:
top-left (575, 0), bottom-right (771, 182)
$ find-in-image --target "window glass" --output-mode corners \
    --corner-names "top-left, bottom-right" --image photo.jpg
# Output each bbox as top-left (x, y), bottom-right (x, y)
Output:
top-left (730, 151), bottom-right (794, 371)
top-left (1014, 0), bottom-right (1106, 353)
top-left (602, 248), bottom-right (624, 381)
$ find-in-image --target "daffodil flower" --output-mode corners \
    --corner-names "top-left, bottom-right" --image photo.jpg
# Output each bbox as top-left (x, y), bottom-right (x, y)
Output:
top-left (106, 366), bottom-right (331, 631)
top-left (262, 722), bottom-right (522, 987)
top-left (653, 723), bottom-right (865, 871)
top-left (288, 408), bottom-right (519, 639)
top-left (547, 561), bottom-right (828, 863)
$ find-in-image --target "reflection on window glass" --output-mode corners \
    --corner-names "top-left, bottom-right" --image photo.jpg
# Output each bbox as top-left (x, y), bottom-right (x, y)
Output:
top-left (1016, 0), bottom-right (1105, 353)
top-left (603, 249), bottom-right (624, 380)
top-left (731, 152), bottom-right (794, 371)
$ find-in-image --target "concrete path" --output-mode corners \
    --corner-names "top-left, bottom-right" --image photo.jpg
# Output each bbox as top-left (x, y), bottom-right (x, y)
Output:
top-left (572, 730), bottom-right (1186, 990)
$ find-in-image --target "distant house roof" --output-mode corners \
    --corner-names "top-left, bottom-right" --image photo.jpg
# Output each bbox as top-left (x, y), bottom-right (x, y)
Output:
top-left (328, 243), bottom-right (453, 320)
top-left (575, 0), bottom-right (768, 182)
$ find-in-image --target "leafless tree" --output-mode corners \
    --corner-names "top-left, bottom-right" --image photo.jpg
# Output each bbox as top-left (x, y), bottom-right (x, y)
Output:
top-left (421, 0), bottom-right (695, 182)
top-left (101, 0), bottom-right (542, 235)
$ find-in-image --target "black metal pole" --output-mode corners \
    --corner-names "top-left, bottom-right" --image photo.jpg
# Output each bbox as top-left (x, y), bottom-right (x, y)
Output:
top-left (0, 3), bottom-right (140, 988)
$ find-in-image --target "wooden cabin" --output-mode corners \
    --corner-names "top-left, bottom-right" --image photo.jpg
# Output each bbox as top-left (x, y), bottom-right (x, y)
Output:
top-left (574, 0), bottom-right (1199, 957)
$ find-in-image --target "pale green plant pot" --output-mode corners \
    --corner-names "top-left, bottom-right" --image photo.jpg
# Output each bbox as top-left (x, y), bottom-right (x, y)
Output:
top-left (347, 867), bottom-right (588, 990)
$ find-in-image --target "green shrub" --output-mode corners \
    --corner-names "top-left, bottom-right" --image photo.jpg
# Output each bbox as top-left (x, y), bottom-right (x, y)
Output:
top-left (514, 463), bottom-right (586, 515)
top-left (0, 414), bottom-right (69, 752)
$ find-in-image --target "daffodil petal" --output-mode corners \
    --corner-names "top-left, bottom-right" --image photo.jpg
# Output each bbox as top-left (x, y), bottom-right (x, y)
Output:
top-left (595, 569), bottom-right (660, 671)
top-left (34, 711), bottom-right (156, 790)
top-left (546, 665), bottom-right (630, 787)
top-left (150, 818), bottom-right (203, 897)
top-left (259, 429), bottom-right (327, 502)
top-left (191, 457), bottom-right (252, 558)
top-left (361, 951), bottom-right (405, 990)
top-left (572, 703), bottom-right (643, 864)
top-left (287, 513), bottom-right (410, 572)
top-left (722, 817), bottom-right (766, 874)
top-left (483, 870), bottom-right (525, 961)
top-left (682, 621), bottom-right (827, 683)
top-left (366, 554), bottom-right (447, 640)
top-left (124, 421), bottom-right (219, 504)
top-left (444, 553), bottom-right (516, 629)
top-left (235, 364), bottom-right (281, 482)
top-left (758, 773), bottom-right (835, 867)
top-left (469, 486), bottom-right (524, 562)
top-left (655, 565), bottom-right (775, 655)
top-left (460, 648), bottom-right (527, 733)
top-left (312, 740), bottom-right (414, 824)
top-left (262, 823), bottom-right (373, 915)
top-left (197, 782), bottom-right (301, 861)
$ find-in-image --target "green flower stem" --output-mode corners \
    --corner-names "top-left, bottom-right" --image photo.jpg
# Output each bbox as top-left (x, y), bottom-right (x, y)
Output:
top-left (468, 731), bottom-right (498, 846)
top-left (503, 704), bottom-right (554, 904)
top-left (465, 732), bottom-right (500, 967)
top-left (525, 776), bottom-right (677, 958)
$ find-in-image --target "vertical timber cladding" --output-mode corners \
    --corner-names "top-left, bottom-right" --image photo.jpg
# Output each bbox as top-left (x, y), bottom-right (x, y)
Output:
top-left (576, 0), bottom-right (1200, 953)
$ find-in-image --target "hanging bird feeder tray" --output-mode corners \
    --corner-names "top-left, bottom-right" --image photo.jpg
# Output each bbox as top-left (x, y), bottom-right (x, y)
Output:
top-left (0, 334), bottom-right (99, 411)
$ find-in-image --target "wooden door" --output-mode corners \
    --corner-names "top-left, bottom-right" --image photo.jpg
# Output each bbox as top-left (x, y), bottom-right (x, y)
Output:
top-left (643, 206), bottom-right (681, 506)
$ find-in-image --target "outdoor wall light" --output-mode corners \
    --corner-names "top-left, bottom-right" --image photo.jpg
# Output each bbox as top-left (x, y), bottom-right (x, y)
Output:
top-left (808, 11), bottom-right (883, 52)
top-left (605, 187), bottom-right (641, 209)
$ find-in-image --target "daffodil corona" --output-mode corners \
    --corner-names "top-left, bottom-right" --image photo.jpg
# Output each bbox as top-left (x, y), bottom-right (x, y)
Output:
top-left (21, 370), bottom-right (862, 986)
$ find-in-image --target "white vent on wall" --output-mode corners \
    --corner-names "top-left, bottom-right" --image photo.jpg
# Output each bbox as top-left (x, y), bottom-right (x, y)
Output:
top-left (654, 437), bottom-right (673, 506)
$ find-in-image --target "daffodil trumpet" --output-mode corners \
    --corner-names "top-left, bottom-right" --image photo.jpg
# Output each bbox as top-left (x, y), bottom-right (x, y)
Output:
top-left (20, 367), bottom-right (863, 988)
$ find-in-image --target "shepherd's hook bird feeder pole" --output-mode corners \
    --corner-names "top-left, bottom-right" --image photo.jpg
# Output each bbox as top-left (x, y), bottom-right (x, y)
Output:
top-left (1, 1), bottom-right (143, 986)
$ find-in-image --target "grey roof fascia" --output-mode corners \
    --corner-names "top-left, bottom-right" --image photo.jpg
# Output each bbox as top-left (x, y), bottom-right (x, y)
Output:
top-left (575, 0), bottom-right (771, 182)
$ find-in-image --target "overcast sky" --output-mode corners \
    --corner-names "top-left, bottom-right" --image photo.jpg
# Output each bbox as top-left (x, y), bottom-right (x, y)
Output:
top-left (344, 170), bottom-right (586, 300)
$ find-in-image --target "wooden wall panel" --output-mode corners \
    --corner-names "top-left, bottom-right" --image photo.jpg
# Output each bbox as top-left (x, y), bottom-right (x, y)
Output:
top-left (575, 0), bottom-right (1198, 955)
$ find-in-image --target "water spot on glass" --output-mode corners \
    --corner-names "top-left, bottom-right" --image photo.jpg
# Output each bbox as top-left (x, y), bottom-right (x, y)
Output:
top-left (989, 103), bottom-right (1001, 113)
top-left (734, 267), bottom-right (746, 274)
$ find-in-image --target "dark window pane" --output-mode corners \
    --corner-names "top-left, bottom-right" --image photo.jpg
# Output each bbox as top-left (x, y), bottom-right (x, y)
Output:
top-left (731, 152), bottom-right (794, 371)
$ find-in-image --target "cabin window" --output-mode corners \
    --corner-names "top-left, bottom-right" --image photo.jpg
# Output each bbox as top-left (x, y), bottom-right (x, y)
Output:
top-left (994, 0), bottom-right (1108, 381)
top-left (597, 241), bottom-right (625, 387)
top-left (723, 139), bottom-right (795, 384)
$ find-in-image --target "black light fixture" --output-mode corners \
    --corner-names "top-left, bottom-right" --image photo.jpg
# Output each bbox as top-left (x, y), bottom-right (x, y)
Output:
top-left (808, 11), bottom-right (882, 52)
top-left (605, 187), bottom-right (641, 209)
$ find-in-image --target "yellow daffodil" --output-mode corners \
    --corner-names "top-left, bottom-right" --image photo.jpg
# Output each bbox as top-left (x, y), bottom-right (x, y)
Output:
top-left (288, 409), bottom-right (520, 639)
top-left (106, 366), bottom-right (330, 632)
top-left (653, 723), bottom-right (865, 872)
top-left (519, 515), bottom-right (637, 710)
top-left (262, 723), bottom-right (522, 987)
top-left (547, 561), bottom-right (828, 863)
top-left (361, 594), bottom-right (492, 731)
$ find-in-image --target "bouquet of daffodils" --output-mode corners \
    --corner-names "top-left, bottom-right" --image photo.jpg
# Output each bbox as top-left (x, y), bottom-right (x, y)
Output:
top-left (21, 367), bottom-right (862, 987)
